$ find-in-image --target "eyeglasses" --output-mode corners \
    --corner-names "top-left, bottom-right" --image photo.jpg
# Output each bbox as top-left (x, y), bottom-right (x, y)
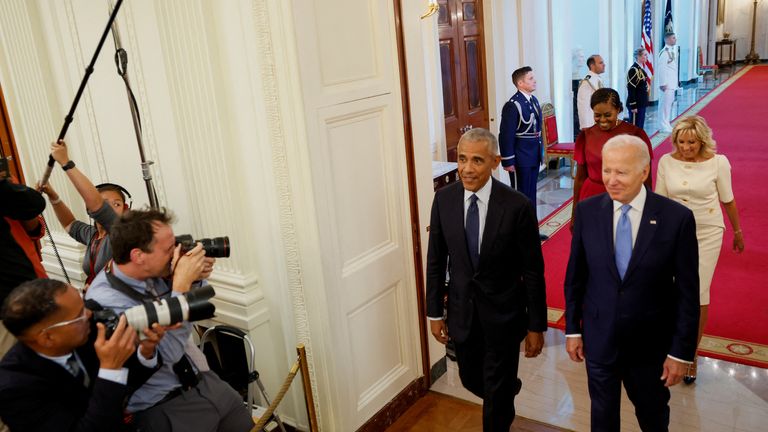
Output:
top-left (39, 308), bottom-right (88, 333)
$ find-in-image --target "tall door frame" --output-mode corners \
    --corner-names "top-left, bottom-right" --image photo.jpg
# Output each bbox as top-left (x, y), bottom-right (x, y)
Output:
top-left (0, 84), bottom-right (24, 181)
top-left (438, 0), bottom-right (490, 161)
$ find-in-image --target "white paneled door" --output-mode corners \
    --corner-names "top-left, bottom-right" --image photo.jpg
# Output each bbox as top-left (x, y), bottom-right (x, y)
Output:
top-left (292, 0), bottom-right (422, 429)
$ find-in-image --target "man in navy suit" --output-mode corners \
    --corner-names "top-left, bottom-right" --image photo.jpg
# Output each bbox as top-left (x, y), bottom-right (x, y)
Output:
top-left (427, 128), bottom-right (547, 432)
top-left (564, 135), bottom-right (699, 431)
top-left (499, 67), bottom-right (543, 208)
top-left (0, 279), bottom-right (162, 432)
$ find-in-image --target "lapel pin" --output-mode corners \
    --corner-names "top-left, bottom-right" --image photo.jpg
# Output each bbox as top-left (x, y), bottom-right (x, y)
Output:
top-left (650, 220), bottom-right (657, 225)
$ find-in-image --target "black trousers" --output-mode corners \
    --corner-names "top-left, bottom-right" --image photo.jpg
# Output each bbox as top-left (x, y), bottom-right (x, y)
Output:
top-left (629, 107), bottom-right (647, 129)
top-left (585, 356), bottom-right (670, 432)
top-left (454, 310), bottom-right (523, 432)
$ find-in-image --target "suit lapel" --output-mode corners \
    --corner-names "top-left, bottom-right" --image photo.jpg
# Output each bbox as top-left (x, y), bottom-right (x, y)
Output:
top-left (624, 191), bottom-right (659, 281)
top-left (479, 180), bottom-right (504, 268)
top-left (599, 195), bottom-right (621, 282)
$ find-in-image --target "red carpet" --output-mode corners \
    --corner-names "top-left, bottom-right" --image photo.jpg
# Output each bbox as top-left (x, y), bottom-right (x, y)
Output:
top-left (541, 66), bottom-right (768, 367)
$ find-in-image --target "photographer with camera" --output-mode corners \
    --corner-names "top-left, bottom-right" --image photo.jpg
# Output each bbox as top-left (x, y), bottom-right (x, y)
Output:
top-left (85, 208), bottom-right (253, 432)
top-left (0, 278), bottom-right (164, 432)
top-left (1, 166), bottom-right (48, 355)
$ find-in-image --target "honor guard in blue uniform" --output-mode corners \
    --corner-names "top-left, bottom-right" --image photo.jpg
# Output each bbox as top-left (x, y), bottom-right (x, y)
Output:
top-left (627, 48), bottom-right (650, 129)
top-left (499, 66), bottom-right (543, 209)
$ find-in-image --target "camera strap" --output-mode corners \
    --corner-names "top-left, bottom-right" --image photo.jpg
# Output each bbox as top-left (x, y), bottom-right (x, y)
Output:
top-left (103, 261), bottom-right (200, 389)
top-left (104, 261), bottom-right (167, 303)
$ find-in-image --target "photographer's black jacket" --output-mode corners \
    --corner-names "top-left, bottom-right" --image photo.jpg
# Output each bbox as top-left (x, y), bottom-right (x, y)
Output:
top-left (0, 332), bottom-right (160, 432)
top-left (0, 178), bottom-right (46, 303)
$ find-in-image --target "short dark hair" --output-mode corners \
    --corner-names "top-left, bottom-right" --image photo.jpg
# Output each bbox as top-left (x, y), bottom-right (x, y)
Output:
top-left (110, 208), bottom-right (174, 264)
top-left (96, 184), bottom-right (126, 203)
top-left (1, 279), bottom-right (68, 337)
top-left (586, 55), bottom-right (599, 69)
top-left (511, 66), bottom-right (533, 87)
top-left (590, 87), bottom-right (624, 112)
top-left (664, 32), bottom-right (675, 39)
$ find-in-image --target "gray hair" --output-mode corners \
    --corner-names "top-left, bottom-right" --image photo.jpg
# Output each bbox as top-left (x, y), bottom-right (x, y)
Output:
top-left (458, 128), bottom-right (499, 156)
top-left (634, 47), bottom-right (648, 59)
top-left (602, 134), bottom-right (650, 171)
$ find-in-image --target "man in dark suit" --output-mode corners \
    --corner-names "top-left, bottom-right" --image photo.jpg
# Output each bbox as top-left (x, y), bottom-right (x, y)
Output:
top-left (426, 128), bottom-right (547, 432)
top-left (564, 134), bottom-right (699, 431)
top-left (626, 48), bottom-right (650, 129)
top-left (0, 278), bottom-right (163, 432)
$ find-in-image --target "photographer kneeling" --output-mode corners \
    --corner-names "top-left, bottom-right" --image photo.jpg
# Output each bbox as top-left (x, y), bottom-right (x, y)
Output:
top-left (0, 279), bottom-right (164, 432)
top-left (85, 208), bottom-right (254, 432)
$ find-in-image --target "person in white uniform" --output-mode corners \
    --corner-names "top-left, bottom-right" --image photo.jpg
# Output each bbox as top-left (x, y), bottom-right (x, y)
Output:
top-left (655, 115), bottom-right (745, 384)
top-left (657, 33), bottom-right (679, 132)
top-left (577, 54), bottom-right (605, 130)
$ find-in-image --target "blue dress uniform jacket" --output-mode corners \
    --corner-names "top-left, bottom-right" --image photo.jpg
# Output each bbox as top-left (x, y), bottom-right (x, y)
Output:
top-left (626, 62), bottom-right (649, 111)
top-left (499, 92), bottom-right (543, 169)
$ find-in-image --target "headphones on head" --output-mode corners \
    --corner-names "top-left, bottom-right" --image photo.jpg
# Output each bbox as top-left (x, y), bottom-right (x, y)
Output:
top-left (95, 182), bottom-right (132, 209)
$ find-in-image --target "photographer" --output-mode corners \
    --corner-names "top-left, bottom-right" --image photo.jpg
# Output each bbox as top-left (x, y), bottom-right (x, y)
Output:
top-left (0, 279), bottom-right (164, 432)
top-left (85, 208), bottom-right (253, 432)
top-left (1, 171), bottom-right (48, 360)
top-left (38, 140), bottom-right (130, 286)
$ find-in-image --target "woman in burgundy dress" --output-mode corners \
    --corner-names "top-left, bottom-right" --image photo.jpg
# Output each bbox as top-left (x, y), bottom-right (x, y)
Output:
top-left (571, 88), bottom-right (653, 222)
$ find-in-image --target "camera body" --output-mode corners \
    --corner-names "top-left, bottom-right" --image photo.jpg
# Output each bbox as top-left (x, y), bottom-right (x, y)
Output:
top-left (91, 284), bottom-right (216, 338)
top-left (175, 234), bottom-right (230, 258)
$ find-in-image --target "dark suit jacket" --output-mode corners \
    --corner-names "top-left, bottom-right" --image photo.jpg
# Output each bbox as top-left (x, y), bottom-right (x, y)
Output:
top-left (498, 91), bottom-right (543, 169)
top-left (0, 339), bottom-right (159, 432)
top-left (426, 179), bottom-right (547, 347)
top-left (564, 191), bottom-right (699, 364)
top-left (626, 62), bottom-right (650, 110)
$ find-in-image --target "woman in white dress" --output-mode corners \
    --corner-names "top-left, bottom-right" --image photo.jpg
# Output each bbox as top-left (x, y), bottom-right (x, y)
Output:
top-left (656, 115), bottom-right (745, 383)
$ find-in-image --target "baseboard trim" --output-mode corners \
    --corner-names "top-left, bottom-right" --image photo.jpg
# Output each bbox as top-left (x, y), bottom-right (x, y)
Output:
top-left (355, 377), bottom-right (428, 432)
top-left (430, 355), bottom-right (447, 385)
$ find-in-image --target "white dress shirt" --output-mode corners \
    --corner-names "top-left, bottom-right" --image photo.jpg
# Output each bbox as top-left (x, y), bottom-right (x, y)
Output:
top-left (612, 186), bottom-right (646, 247)
top-left (463, 178), bottom-right (493, 255)
top-left (38, 347), bottom-right (158, 384)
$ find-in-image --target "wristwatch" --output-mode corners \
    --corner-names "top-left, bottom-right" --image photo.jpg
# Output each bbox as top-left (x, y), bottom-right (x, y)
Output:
top-left (61, 160), bottom-right (76, 171)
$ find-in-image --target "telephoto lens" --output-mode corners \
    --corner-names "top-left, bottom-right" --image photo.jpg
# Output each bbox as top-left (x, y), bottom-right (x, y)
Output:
top-left (92, 285), bottom-right (216, 338)
top-left (123, 284), bottom-right (216, 331)
top-left (175, 234), bottom-right (230, 258)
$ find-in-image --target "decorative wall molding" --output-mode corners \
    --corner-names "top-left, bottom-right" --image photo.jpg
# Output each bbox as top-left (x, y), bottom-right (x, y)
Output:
top-left (250, 0), bottom-right (321, 425)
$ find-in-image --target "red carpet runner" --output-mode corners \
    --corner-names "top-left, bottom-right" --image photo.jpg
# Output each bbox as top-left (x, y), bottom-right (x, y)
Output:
top-left (541, 66), bottom-right (768, 368)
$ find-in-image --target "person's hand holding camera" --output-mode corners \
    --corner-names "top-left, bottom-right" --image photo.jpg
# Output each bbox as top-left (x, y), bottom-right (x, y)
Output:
top-left (171, 243), bottom-right (206, 293)
top-left (138, 323), bottom-right (172, 359)
top-left (94, 314), bottom-right (137, 370)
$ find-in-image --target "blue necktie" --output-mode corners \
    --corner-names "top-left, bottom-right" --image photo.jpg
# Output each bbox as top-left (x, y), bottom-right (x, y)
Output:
top-left (466, 194), bottom-right (480, 270)
top-left (615, 204), bottom-right (632, 279)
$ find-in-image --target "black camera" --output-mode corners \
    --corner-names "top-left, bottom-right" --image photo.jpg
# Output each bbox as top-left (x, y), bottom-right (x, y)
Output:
top-left (175, 234), bottom-right (230, 258)
top-left (91, 284), bottom-right (216, 338)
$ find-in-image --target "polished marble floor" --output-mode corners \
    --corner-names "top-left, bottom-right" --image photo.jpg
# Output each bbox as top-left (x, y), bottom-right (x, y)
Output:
top-left (431, 331), bottom-right (768, 432)
top-left (429, 67), bottom-right (768, 431)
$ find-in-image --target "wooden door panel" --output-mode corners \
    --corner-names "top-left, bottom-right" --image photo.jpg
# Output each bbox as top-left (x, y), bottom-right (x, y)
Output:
top-left (439, 0), bottom-right (488, 161)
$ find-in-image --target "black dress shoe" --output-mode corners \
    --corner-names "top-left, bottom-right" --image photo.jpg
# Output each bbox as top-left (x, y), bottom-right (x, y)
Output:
top-left (683, 357), bottom-right (698, 384)
top-left (539, 233), bottom-right (549, 241)
top-left (514, 378), bottom-right (523, 395)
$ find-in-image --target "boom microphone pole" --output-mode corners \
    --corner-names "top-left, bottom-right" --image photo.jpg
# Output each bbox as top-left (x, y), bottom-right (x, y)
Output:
top-left (108, 0), bottom-right (159, 209)
top-left (39, 0), bottom-right (125, 187)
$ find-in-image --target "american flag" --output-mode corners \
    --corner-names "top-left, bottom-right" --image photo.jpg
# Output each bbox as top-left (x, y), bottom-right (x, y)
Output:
top-left (642, 0), bottom-right (654, 84)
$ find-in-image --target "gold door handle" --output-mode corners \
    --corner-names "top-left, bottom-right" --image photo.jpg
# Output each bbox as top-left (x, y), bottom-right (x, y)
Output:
top-left (420, 1), bottom-right (439, 19)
